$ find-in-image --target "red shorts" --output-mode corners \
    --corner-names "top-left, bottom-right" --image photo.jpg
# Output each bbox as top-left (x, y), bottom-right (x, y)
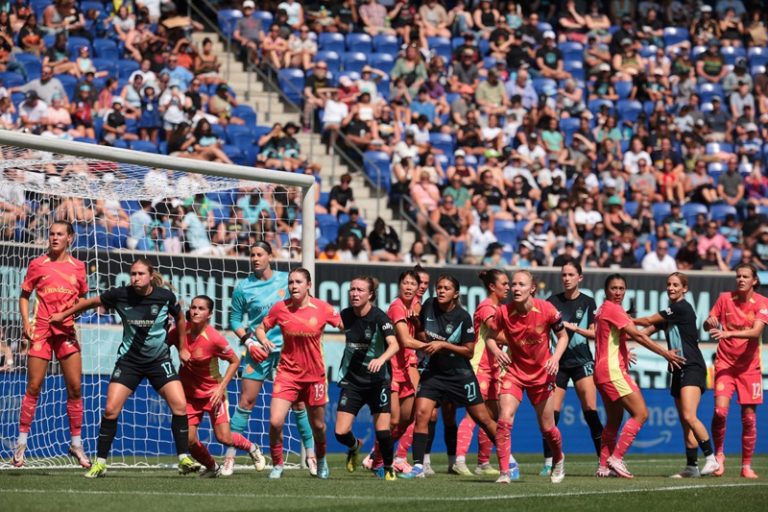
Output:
top-left (476, 366), bottom-right (500, 401)
top-left (186, 396), bottom-right (230, 427)
top-left (715, 367), bottom-right (763, 405)
top-left (391, 377), bottom-right (415, 399)
top-left (596, 372), bottom-right (641, 403)
top-left (499, 372), bottom-right (553, 405)
top-left (28, 333), bottom-right (80, 361)
top-left (272, 372), bottom-right (328, 406)
top-left (407, 350), bottom-right (418, 367)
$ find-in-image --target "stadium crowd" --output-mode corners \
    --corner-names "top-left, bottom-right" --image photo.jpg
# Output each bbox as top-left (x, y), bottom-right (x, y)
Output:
top-left (2, 1), bottom-right (768, 269)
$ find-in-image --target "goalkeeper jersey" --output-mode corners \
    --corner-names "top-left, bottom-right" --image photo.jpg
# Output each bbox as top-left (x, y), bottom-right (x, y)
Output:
top-left (229, 270), bottom-right (288, 350)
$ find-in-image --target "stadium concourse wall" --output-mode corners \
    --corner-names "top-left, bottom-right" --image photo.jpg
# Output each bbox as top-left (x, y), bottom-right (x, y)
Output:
top-left (1, 245), bottom-right (766, 456)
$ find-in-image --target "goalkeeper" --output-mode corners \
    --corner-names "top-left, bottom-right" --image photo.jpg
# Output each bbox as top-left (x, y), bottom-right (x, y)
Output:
top-left (226, 241), bottom-right (317, 475)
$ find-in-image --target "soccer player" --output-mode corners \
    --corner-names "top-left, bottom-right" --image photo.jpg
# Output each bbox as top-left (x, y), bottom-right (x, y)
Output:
top-left (399, 274), bottom-right (498, 479)
top-left (486, 270), bottom-right (570, 484)
top-left (51, 258), bottom-right (198, 478)
top-left (254, 268), bottom-right (342, 479)
top-left (594, 273), bottom-right (685, 479)
top-left (226, 241), bottom-right (312, 476)
top-left (538, 261), bottom-right (602, 476)
top-left (634, 272), bottom-right (719, 478)
top-left (168, 296), bottom-right (265, 477)
top-left (453, 269), bottom-right (509, 478)
top-left (13, 221), bottom-right (90, 468)
top-left (335, 276), bottom-right (400, 480)
top-left (704, 263), bottom-right (767, 478)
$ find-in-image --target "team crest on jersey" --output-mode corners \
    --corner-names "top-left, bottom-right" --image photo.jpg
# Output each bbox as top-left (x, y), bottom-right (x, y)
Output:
top-left (245, 365), bottom-right (254, 374)
top-left (113, 367), bottom-right (122, 379)
top-left (340, 395), bottom-right (348, 406)
top-left (278, 289), bottom-right (286, 298)
top-left (309, 317), bottom-right (318, 326)
top-left (33, 343), bottom-right (42, 352)
top-left (575, 308), bottom-right (584, 320)
top-left (445, 324), bottom-right (454, 335)
top-left (151, 305), bottom-right (159, 315)
top-left (665, 307), bottom-right (673, 316)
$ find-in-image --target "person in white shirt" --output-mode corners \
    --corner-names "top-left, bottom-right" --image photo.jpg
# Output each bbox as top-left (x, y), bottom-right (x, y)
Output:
top-left (641, 240), bottom-right (678, 272)
top-left (623, 136), bottom-right (652, 175)
top-left (465, 214), bottom-right (498, 264)
top-left (515, 132), bottom-right (547, 170)
top-left (321, 89), bottom-right (349, 150)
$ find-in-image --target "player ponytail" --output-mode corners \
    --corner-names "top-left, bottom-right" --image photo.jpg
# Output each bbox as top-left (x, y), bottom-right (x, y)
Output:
top-left (289, 267), bottom-right (313, 296)
top-left (479, 269), bottom-right (506, 290)
top-left (132, 258), bottom-right (173, 290)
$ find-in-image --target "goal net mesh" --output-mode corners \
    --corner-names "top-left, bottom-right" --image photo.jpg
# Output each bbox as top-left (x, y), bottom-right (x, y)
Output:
top-left (0, 142), bottom-right (306, 468)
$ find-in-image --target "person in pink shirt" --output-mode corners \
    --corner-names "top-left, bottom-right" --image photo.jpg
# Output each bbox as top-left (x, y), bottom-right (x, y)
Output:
top-left (697, 220), bottom-right (733, 263)
top-left (410, 170), bottom-right (441, 230)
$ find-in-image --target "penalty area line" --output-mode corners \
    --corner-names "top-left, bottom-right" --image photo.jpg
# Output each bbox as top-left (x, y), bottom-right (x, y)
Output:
top-left (1, 483), bottom-right (767, 501)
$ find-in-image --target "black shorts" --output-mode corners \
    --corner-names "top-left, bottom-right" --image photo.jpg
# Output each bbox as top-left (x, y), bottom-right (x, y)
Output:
top-left (110, 357), bottom-right (180, 392)
top-left (417, 370), bottom-right (484, 407)
top-left (337, 382), bottom-right (391, 415)
top-left (670, 365), bottom-right (706, 398)
top-left (556, 362), bottom-right (595, 390)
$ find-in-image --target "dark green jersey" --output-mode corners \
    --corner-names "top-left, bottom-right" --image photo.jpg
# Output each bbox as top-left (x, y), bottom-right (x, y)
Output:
top-left (659, 300), bottom-right (706, 371)
top-left (548, 292), bottom-right (596, 368)
top-left (418, 298), bottom-right (475, 376)
top-left (100, 285), bottom-right (179, 365)
top-left (338, 306), bottom-right (395, 387)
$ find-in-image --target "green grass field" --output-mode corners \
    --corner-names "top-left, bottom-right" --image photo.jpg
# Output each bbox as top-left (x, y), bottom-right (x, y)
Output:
top-left (2, 454), bottom-right (767, 512)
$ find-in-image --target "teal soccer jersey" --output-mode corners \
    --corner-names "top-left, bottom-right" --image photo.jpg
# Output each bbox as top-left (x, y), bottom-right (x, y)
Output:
top-left (99, 285), bottom-right (180, 365)
top-left (229, 270), bottom-right (289, 349)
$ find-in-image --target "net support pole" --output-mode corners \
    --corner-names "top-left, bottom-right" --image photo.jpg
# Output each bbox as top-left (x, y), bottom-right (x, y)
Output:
top-left (300, 183), bottom-right (316, 280)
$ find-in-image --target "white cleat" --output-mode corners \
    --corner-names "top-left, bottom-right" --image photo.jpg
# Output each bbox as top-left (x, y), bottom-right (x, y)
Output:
top-left (451, 461), bottom-right (472, 476)
top-left (670, 465), bottom-right (701, 478)
top-left (12, 443), bottom-right (26, 468)
top-left (269, 464), bottom-right (284, 479)
top-left (496, 472), bottom-right (512, 484)
top-left (68, 444), bottom-right (91, 469)
top-left (220, 456), bottom-right (235, 477)
top-left (423, 462), bottom-right (435, 476)
top-left (596, 465), bottom-right (618, 478)
top-left (550, 456), bottom-right (565, 484)
top-left (249, 446), bottom-right (266, 472)
top-left (306, 455), bottom-right (318, 476)
top-left (700, 457), bottom-right (720, 476)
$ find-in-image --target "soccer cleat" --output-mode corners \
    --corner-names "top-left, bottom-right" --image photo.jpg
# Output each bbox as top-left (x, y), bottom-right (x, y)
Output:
top-left (199, 464), bottom-right (221, 478)
top-left (423, 462), bottom-right (435, 476)
top-left (713, 453), bottom-right (726, 477)
top-left (741, 466), bottom-right (759, 479)
top-left (84, 460), bottom-right (107, 479)
top-left (451, 461), bottom-right (473, 476)
top-left (249, 446), bottom-right (266, 472)
top-left (393, 459), bottom-right (412, 474)
top-left (269, 464), bottom-right (284, 479)
top-left (306, 455), bottom-right (318, 476)
top-left (700, 456), bottom-right (720, 476)
top-left (362, 451), bottom-right (374, 471)
top-left (68, 444), bottom-right (92, 469)
top-left (384, 467), bottom-right (397, 481)
top-left (509, 462), bottom-right (521, 480)
top-left (474, 462), bottom-right (500, 476)
top-left (551, 457), bottom-right (565, 484)
top-left (496, 472), bottom-right (512, 484)
top-left (346, 439), bottom-right (362, 473)
top-left (596, 466), bottom-right (618, 478)
top-left (12, 443), bottom-right (26, 468)
top-left (317, 457), bottom-right (330, 479)
top-left (398, 464), bottom-right (425, 479)
top-left (178, 455), bottom-right (201, 475)
top-left (670, 466), bottom-right (701, 478)
top-left (220, 456), bottom-right (235, 476)
top-left (607, 456), bottom-right (634, 479)
top-left (539, 463), bottom-right (552, 477)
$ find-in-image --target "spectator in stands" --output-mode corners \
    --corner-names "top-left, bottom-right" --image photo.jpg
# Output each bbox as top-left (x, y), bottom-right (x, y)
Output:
top-left (328, 173), bottom-right (356, 217)
top-left (338, 206), bottom-right (367, 242)
top-left (75, 48), bottom-right (106, 80)
top-left (18, 91), bottom-right (47, 134)
top-left (475, 69), bottom-right (508, 116)
top-left (410, 169), bottom-right (441, 229)
top-left (102, 97), bottom-right (138, 144)
top-left (138, 85), bottom-right (161, 143)
top-left (465, 213), bottom-right (497, 265)
top-left (402, 239), bottom-right (428, 264)
top-left (318, 241), bottom-right (341, 261)
top-left (232, 1), bottom-right (263, 65)
top-left (302, 61), bottom-right (331, 131)
top-left (472, 0), bottom-right (500, 40)
top-left (360, 0), bottom-right (394, 36)
top-left (13, 65), bottom-right (67, 106)
top-left (278, 0), bottom-right (304, 31)
top-left (127, 200), bottom-right (153, 250)
top-left (430, 194), bottom-right (465, 263)
top-left (536, 30), bottom-right (570, 80)
top-left (368, 217), bottom-right (402, 262)
top-left (193, 37), bottom-right (222, 85)
top-left (261, 23), bottom-right (289, 70)
top-left (110, 5), bottom-right (136, 43)
top-left (162, 54), bottom-right (193, 92)
top-left (43, 92), bottom-right (71, 132)
top-left (338, 234), bottom-right (369, 262)
top-left (285, 25), bottom-right (317, 71)
top-left (207, 83), bottom-right (244, 125)
top-left (392, 45), bottom-right (428, 98)
top-left (717, 155), bottom-right (746, 209)
top-left (698, 220), bottom-right (734, 262)
top-left (642, 239), bottom-right (678, 272)
top-left (17, 13), bottom-right (45, 55)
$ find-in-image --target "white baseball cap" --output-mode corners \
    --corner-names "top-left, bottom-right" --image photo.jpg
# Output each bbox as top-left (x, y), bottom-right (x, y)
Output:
top-left (243, 1), bottom-right (255, 9)
top-left (543, 30), bottom-right (555, 40)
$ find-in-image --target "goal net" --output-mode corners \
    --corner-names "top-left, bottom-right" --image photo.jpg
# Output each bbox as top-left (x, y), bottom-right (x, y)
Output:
top-left (0, 132), bottom-right (315, 469)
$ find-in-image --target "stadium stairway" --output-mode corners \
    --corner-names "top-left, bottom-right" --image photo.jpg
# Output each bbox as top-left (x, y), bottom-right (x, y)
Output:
top-left (191, 32), bottom-right (416, 255)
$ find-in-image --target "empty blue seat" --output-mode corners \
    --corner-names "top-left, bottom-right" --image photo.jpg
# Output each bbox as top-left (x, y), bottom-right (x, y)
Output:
top-left (346, 32), bottom-right (372, 53)
top-left (363, 151), bottom-right (391, 191)
top-left (532, 77), bottom-right (556, 95)
top-left (558, 41), bottom-right (583, 61)
top-left (217, 9), bottom-right (243, 37)
top-left (0, 72), bottom-right (25, 88)
top-left (710, 203), bottom-right (738, 222)
top-left (373, 34), bottom-right (400, 54)
top-left (129, 140), bottom-right (159, 153)
top-left (624, 200), bottom-right (638, 217)
top-left (93, 38), bottom-right (119, 60)
top-left (588, 98), bottom-right (615, 114)
top-left (720, 46), bottom-right (746, 66)
top-left (663, 27), bottom-right (689, 47)
top-left (222, 144), bottom-right (246, 165)
top-left (342, 52), bottom-right (367, 73)
top-left (117, 59), bottom-right (140, 79)
top-left (317, 214), bottom-right (339, 241)
top-left (225, 124), bottom-right (253, 145)
top-left (55, 74), bottom-right (78, 100)
top-left (698, 82), bottom-right (725, 103)
top-left (369, 53), bottom-right (395, 74)
top-left (427, 36), bottom-right (452, 62)
top-left (67, 36), bottom-right (92, 60)
top-left (428, 133), bottom-right (454, 156)
top-left (652, 201), bottom-right (672, 225)
top-left (615, 80), bottom-right (632, 99)
top-left (252, 10), bottom-right (274, 30)
top-left (318, 32), bottom-right (345, 53)
top-left (91, 58), bottom-right (117, 77)
top-left (748, 46), bottom-right (768, 67)
top-left (682, 202), bottom-right (708, 225)
top-left (277, 68), bottom-right (305, 105)
top-left (314, 50), bottom-right (340, 72)
top-left (617, 99), bottom-right (643, 122)
top-left (231, 104), bottom-right (257, 125)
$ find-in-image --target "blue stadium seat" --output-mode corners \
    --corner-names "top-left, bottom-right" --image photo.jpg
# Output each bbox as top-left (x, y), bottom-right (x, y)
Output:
top-left (317, 214), bottom-right (339, 241)
top-left (532, 78), bottom-right (556, 95)
top-left (363, 151), bottom-right (391, 191)
top-left (558, 41), bottom-right (583, 61)
top-left (129, 140), bottom-right (159, 153)
top-left (74, 136), bottom-right (98, 145)
top-left (226, 124), bottom-right (253, 145)
top-left (698, 83), bottom-right (724, 103)
top-left (720, 46), bottom-right (746, 66)
top-left (117, 59), bottom-right (140, 79)
top-left (428, 132), bottom-right (454, 156)
top-left (346, 32), bottom-right (372, 54)
top-left (706, 142), bottom-right (734, 154)
top-left (231, 104), bottom-right (257, 125)
top-left (564, 60), bottom-right (585, 81)
top-left (55, 73), bottom-right (78, 100)
top-left (588, 98), bottom-right (615, 114)
top-left (277, 68), bottom-right (305, 105)
top-left (559, 117), bottom-right (580, 145)
top-left (617, 99), bottom-right (643, 122)
top-left (93, 38), bottom-right (119, 60)
top-left (682, 202), bottom-right (708, 225)
top-left (748, 46), bottom-right (768, 67)
top-left (0, 72), bottom-right (25, 88)
top-left (537, 21), bottom-right (553, 33)
top-left (652, 202), bottom-right (672, 225)
top-left (253, 10), bottom-right (273, 29)
top-left (91, 58), bottom-right (117, 78)
top-left (624, 201), bottom-right (638, 217)
top-left (369, 53), bottom-right (395, 74)
top-left (222, 144), bottom-right (246, 165)
top-left (615, 80), bottom-right (632, 99)
top-left (217, 9), bottom-right (243, 38)
top-left (342, 52), bottom-right (367, 73)
top-left (373, 34), bottom-right (400, 55)
top-left (314, 50), bottom-right (341, 72)
top-left (110, 226), bottom-right (129, 249)
top-left (663, 27), bottom-right (689, 47)
top-left (451, 36), bottom-right (465, 49)
top-left (67, 36), bottom-right (92, 60)
top-left (710, 203), bottom-right (737, 222)
top-left (318, 32), bottom-right (345, 53)
top-left (427, 37), bottom-right (452, 62)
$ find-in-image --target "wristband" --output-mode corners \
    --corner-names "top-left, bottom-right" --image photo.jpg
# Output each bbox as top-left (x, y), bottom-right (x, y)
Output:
top-left (240, 330), bottom-right (253, 344)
